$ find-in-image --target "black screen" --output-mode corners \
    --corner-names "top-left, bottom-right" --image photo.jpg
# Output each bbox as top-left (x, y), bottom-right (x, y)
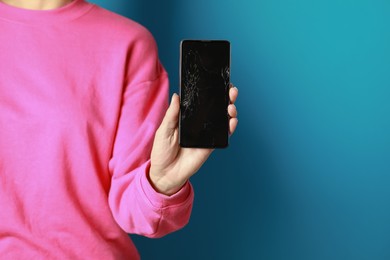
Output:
top-left (179, 40), bottom-right (230, 148)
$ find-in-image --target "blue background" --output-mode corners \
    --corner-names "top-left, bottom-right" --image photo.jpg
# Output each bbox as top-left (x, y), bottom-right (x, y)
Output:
top-left (92, 0), bottom-right (390, 259)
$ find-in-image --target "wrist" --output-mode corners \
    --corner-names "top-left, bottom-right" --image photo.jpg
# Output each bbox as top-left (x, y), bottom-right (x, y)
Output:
top-left (148, 167), bottom-right (187, 196)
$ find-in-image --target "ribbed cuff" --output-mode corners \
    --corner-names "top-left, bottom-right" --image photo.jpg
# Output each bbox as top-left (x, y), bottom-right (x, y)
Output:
top-left (137, 160), bottom-right (194, 209)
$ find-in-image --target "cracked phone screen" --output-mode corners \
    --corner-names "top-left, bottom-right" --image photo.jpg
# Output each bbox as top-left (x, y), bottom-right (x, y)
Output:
top-left (179, 40), bottom-right (230, 148)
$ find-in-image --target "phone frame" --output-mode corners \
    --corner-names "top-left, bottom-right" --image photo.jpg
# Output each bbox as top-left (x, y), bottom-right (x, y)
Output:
top-left (179, 39), bottom-right (231, 148)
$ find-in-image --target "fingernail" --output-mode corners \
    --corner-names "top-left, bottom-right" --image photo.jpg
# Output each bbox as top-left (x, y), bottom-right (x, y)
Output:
top-left (170, 93), bottom-right (180, 107)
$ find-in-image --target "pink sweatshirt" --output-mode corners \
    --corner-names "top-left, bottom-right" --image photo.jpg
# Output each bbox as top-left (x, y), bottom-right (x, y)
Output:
top-left (0, 0), bottom-right (194, 258)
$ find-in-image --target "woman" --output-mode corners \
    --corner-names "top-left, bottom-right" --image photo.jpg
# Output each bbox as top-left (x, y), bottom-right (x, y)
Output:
top-left (0, 0), bottom-right (238, 258)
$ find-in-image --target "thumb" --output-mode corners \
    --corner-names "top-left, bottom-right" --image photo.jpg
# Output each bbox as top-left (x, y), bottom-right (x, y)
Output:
top-left (162, 93), bottom-right (180, 131)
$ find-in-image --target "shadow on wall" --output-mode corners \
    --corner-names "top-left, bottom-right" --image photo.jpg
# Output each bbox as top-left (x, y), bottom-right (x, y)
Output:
top-left (90, 0), bottom-right (178, 77)
top-left (124, 1), bottom-right (178, 74)
top-left (120, 2), bottom-right (266, 260)
top-left (90, 0), bottom-right (274, 259)
top-left (91, 0), bottom-right (390, 259)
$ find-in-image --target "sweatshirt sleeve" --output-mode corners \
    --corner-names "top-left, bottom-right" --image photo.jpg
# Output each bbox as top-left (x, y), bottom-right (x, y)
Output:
top-left (107, 28), bottom-right (194, 238)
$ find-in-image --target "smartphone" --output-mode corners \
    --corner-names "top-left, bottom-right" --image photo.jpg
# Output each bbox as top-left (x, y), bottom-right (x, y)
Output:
top-left (179, 40), bottom-right (231, 148)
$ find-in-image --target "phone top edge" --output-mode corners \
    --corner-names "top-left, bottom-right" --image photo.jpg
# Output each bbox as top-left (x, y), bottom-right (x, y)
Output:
top-left (180, 39), bottom-right (230, 45)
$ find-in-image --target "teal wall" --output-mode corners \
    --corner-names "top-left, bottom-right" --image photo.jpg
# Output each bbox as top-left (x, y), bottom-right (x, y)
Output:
top-left (91, 0), bottom-right (390, 259)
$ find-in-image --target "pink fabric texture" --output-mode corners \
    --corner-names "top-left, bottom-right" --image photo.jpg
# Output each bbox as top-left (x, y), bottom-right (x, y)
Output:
top-left (0, 0), bottom-right (194, 258)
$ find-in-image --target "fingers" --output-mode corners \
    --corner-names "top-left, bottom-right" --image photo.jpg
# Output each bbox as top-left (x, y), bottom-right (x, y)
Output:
top-left (229, 118), bottom-right (238, 135)
top-left (161, 93), bottom-right (180, 133)
top-left (228, 83), bottom-right (238, 135)
top-left (228, 83), bottom-right (238, 119)
top-left (228, 104), bottom-right (237, 118)
top-left (229, 84), bottom-right (238, 104)
top-left (161, 88), bottom-right (238, 137)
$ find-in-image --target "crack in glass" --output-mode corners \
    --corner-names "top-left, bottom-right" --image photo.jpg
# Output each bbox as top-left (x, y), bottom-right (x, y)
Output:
top-left (182, 50), bottom-right (200, 119)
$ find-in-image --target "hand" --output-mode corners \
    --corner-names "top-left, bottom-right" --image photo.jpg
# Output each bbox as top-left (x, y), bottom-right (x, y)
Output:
top-left (149, 84), bottom-right (239, 195)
